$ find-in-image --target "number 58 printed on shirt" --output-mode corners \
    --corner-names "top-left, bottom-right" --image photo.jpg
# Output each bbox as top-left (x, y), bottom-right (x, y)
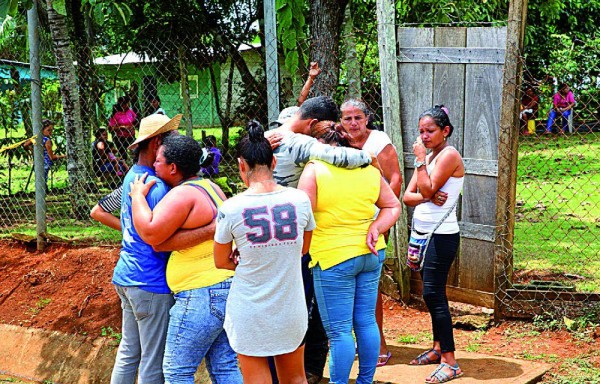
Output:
top-left (242, 203), bottom-right (299, 244)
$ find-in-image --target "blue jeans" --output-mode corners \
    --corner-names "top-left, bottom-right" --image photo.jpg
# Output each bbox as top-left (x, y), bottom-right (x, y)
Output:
top-left (163, 279), bottom-right (242, 384)
top-left (420, 233), bottom-right (460, 353)
top-left (546, 109), bottom-right (571, 132)
top-left (313, 250), bottom-right (385, 384)
top-left (111, 285), bottom-right (174, 384)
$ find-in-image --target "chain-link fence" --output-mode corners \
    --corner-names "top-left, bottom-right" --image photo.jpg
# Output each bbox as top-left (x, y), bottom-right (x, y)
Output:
top-left (2, 3), bottom-right (597, 318)
top-left (495, 50), bottom-right (600, 319)
top-left (0, 24), bottom-right (385, 234)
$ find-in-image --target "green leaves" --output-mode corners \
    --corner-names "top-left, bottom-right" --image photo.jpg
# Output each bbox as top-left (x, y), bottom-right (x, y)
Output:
top-left (0, 0), bottom-right (18, 23)
top-left (276, 0), bottom-right (307, 84)
top-left (50, 0), bottom-right (67, 16)
top-left (82, 0), bottom-right (132, 25)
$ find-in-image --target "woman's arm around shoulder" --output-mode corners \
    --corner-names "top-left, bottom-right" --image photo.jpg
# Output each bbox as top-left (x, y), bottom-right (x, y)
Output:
top-left (129, 175), bottom-right (192, 245)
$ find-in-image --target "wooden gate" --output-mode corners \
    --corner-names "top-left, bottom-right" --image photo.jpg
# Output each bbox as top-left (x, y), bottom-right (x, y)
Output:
top-left (397, 27), bottom-right (506, 307)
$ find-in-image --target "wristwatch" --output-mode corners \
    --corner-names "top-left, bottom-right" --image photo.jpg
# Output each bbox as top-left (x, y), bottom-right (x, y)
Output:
top-left (414, 158), bottom-right (426, 168)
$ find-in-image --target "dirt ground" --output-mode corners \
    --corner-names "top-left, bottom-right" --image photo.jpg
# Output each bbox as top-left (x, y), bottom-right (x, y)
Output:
top-left (0, 240), bottom-right (598, 382)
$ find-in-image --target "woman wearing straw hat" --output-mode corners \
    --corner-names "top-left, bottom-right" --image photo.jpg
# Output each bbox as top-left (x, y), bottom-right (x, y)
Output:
top-left (111, 113), bottom-right (181, 384)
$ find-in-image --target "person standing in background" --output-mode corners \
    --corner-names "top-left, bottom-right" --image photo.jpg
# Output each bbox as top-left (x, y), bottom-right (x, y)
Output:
top-left (109, 96), bottom-right (138, 160)
top-left (23, 119), bottom-right (65, 188)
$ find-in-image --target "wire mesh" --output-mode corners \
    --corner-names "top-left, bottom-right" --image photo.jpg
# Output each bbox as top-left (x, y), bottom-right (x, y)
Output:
top-left (0, 28), bottom-right (385, 234)
top-left (495, 52), bottom-right (600, 319)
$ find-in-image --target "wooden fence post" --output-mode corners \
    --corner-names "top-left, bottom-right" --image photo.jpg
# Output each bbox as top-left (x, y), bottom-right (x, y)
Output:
top-left (376, 0), bottom-right (410, 302)
top-left (494, 0), bottom-right (529, 321)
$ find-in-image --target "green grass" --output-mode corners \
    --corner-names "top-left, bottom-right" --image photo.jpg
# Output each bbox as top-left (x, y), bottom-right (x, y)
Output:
top-left (543, 357), bottom-right (600, 384)
top-left (514, 133), bottom-right (600, 291)
top-left (3, 220), bottom-right (122, 244)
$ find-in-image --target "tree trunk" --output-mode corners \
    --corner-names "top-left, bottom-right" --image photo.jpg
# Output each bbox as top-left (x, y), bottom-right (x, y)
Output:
top-left (71, 0), bottom-right (95, 144)
top-left (343, 6), bottom-right (362, 99)
top-left (46, 0), bottom-right (90, 219)
top-left (309, 0), bottom-right (349, 96)
top-left (209, 64), bottom-right (233, 154)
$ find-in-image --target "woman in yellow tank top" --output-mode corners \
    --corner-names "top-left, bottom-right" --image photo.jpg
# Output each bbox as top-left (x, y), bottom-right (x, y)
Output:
top-left (129, 135), bottom-right (242, 383)
top-left (297, 123), bottom-right (401, 384)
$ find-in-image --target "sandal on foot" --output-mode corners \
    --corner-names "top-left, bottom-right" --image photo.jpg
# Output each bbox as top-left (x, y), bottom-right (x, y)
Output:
top-left (409, 349), bottom-right (441, 365)
top-left (376, 351), bottom-right (392, 367)
top-left (425, 363), bottom-right (463, 383)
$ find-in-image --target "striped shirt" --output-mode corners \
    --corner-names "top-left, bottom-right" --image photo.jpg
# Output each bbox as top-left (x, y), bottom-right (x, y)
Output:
top-left (98, 186), bottom-right (122, 213)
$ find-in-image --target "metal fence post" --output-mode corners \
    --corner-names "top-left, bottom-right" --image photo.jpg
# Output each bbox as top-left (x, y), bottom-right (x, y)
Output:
top-left (264, 0), bottom-right (280, 126)
top-left (28, 1), bottom-right (46, 251)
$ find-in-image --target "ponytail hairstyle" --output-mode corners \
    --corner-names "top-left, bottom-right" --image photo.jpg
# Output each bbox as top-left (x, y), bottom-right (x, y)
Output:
top-left (236, 120), bottom-right (273, 168)
top-left (311, 120), bottom-right (349, 147)
top-left (418, 104), bottom-right (455, 137)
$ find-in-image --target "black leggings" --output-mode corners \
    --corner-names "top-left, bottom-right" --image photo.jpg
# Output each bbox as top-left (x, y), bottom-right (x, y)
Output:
top-left (420, 232), bottom-right (460, 353)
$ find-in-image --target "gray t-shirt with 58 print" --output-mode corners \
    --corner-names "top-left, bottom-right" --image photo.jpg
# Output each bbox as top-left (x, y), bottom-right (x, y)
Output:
top-left (214, 187), bottom-right (316, 356)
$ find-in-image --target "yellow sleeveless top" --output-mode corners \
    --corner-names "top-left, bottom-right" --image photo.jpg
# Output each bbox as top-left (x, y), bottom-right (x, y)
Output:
top-left (309, 161), bottom-right (386, 270)
top-left (166, 178), bottom-right (233, 293)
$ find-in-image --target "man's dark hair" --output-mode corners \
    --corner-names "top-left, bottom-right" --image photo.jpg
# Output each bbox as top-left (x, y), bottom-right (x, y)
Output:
top-left (419, 104), bottom-right (455, 137)
top-left (298, 96), bottom-right (339, 122)
top-left (236, 120), bottom-right (273, 168)
top-left (162, 135), bottom-right (201, 178)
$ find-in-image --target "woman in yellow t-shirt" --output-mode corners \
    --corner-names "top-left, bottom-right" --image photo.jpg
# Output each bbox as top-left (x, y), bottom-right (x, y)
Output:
top-left (129, 135), bottom-right (242, 383)
top-left (297, 123), bottom-right (401, 384)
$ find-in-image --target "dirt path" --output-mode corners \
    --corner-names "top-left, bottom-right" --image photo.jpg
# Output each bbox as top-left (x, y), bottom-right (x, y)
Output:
top-left (0, 241), bottom-right (597, 382)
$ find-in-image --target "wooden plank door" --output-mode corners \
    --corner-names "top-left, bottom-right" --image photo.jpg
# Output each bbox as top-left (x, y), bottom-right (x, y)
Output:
top-left (397, 27), bottom-right (506, 307)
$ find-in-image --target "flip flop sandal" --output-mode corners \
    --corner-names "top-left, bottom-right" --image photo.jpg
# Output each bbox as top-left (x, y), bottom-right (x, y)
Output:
top-left (376, 351), bottom-right (392, 367)
top-left (425, 362), bottom-right (463, 383)
top-left (409, 349), bottom-right (441, 365)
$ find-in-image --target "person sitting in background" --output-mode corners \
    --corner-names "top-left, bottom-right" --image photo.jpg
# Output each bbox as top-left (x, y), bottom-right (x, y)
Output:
top-left (109, 95), bottom-right (138, 159)
top-left (92, 128), bottom-right (129, 177)
top-left (200, 135), bottom-right (222, 177)
top-left (545, 83), bottom-right (575, 135)
top-left (519, 87), bottom-right (539, 135)
top-left (147, 95), bottom-right (166, 116)
top-left (23, 119), bottom-right (65, 187)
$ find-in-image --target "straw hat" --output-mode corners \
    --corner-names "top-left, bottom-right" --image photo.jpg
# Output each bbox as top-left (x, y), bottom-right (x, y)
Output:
top-left (128, 114), bottom-right (182, 149)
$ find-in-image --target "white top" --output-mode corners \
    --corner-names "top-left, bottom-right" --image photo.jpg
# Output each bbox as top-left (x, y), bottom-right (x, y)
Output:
top-left (413, 146), bottom-right (463, 234)
top-left (363, 129), bottom-right (393, 156)
top-left (214, 187), bottom-right (316, 356)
